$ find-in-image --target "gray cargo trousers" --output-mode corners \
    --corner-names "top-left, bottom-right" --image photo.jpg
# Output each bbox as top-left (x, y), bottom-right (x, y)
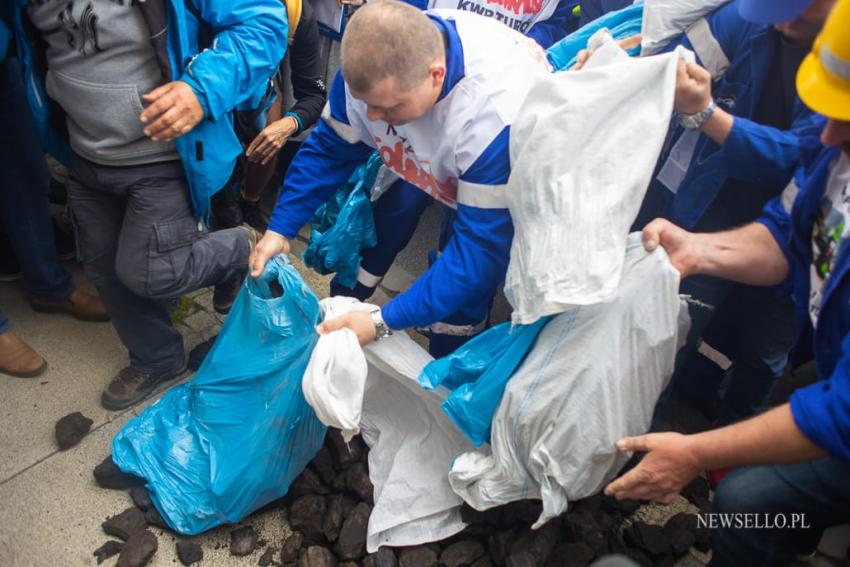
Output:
top-left (67, 153), bottom-right (249, 373)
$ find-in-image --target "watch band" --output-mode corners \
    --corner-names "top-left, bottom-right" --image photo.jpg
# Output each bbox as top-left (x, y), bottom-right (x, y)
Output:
top-left (370, 308), bottom-right (392, 341)
top-left (677, 98), bottom-right (717, 129)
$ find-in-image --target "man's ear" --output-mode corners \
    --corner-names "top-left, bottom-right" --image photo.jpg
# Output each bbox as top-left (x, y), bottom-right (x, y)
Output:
top-left (429, 62), bottom-right (446, 88)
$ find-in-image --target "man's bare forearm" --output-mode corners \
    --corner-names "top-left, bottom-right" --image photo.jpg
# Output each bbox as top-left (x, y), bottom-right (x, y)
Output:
top-left (688, 404), bottom-right (826, 469)
top-left (693, 222), bottom-right (789, 285)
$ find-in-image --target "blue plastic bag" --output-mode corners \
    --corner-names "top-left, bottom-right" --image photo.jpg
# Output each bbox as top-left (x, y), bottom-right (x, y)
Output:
top-left (419, 317), bottom-right (551, 447)
top-left (546, 3), bottom-right (643, 71)
top-left (112, 257), bottom-right (327, 535)
top-left (304, 152), bottom-right (383, 288)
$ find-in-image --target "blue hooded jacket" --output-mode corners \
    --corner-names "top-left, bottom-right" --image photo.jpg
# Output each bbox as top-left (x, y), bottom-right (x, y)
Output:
top-left (759, 130), bottom-right (850, 462)
top-left (637, 0), bottom-right (820, 231)
top-left (7, 0), bottom-right (287, 221)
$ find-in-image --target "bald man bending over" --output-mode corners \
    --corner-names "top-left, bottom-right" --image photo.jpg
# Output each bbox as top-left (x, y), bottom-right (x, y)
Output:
top-left (250, 0), bottom-right (551, 353)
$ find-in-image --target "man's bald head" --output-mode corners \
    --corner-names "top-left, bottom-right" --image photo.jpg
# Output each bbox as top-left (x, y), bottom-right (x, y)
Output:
top-left (341, 0), bottom-right (445, 94)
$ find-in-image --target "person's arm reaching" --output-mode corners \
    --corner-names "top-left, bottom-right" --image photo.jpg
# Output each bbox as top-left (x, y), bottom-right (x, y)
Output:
top-left (318, 127), bottom-right (514, 340)
top-left (604, 404), bottom-right (826, 503)
top-left (251, 72), bottom-right (374, 277)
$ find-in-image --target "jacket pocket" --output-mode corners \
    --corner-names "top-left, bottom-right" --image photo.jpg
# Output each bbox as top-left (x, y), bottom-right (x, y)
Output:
top-left (45, 70), bottom-right (149, 159)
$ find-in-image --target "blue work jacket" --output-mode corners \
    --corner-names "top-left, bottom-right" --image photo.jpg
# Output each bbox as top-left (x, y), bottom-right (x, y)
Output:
top-left (7, 0), bottom-right (287, 221)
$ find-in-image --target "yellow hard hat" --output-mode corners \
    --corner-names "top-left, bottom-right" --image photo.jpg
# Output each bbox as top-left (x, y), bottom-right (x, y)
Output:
top-left (797, 0), bottom-right (850, 121)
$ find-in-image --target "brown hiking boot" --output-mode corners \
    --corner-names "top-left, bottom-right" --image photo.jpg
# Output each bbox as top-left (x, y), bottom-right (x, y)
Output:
top-left (0, 331), bottom-right (47, 378)
top-left (101, 360), bottom-right (188, 411)
top-left (30, 289), bottom-right (109, 322)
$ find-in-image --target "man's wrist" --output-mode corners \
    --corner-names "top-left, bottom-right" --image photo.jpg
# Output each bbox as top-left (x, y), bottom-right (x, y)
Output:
top-left (678, 98), bottom-right (717, 129)
top-left (370, 308), bottom-right (392, 341)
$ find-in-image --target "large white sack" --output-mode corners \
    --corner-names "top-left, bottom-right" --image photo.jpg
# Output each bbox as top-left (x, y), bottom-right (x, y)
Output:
top-left (504, 39), bottom-right (691, 324)
top-left (449, 234), bottom-right (690, 528)
top-left (303, 298), bottom-right (474, 551)
top-left (640, 0), bottom-right (731, 56)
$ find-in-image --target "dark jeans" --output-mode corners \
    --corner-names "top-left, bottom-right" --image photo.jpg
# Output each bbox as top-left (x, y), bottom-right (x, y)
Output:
top-left (642, 185), bottom-right (796, 425)
top-left (66, 154), bottom-right (250, 373)
top-left (0, 309), bottom-right (8, 334)
top-left (711, 458), bottom-right (850, 565)
top-left (0, 57), bottom-right (73, 302)
top-left (677, 285), bottom-right (796, 424)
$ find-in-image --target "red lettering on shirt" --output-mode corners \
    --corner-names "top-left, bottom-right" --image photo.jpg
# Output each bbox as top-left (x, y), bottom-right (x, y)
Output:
top-left (484, 0), bottom-right (544, 16)
top-left (377, 139), bottom-right (458, 206)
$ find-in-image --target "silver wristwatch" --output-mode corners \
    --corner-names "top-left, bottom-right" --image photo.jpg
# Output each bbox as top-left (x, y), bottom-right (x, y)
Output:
top-left (370, 308), bottom-right (393, 341)
top-left (678, 98), bottom-right (717, 129)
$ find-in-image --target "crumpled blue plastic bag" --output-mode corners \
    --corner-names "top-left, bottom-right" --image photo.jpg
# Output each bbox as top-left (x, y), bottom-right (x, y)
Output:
top-left (112, 257), bottom-right (327, 535)
top-left (419, 317), bottom-right (551, 447)
top-left (304, 152), bottom-right (383, 288)
top-left (547, 3), bottom-right (643, 71)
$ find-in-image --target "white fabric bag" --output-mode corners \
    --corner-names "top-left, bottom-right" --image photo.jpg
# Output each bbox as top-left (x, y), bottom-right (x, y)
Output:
top-left (504, 36), bottom-right (692, 324)
top-left (302, 297), bottom-right (372, 442)
top-left (450, 234), bottom-right (690, 528)
top-left (640, 0), bottom-right (731, 56)
top-left (303, 298), bottom-right (474, 551)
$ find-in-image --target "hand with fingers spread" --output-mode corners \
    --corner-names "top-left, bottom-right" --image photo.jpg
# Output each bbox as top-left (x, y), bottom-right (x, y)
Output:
top-left (140, 81), bottom-right (204, 142)
top-left (642, 218), bottom-right (702, 277)
top-left (317, 311), bottom-right (376, 346)
top-left (674, 60), bottom-right (713, 114)
top-left (572, 34), bottom-right (642, 70)
top-left (604, 432), bottom-right (701, 503)
top-left (249, 230), bottom-right (291, 278)
top-left (246, 116), bottom-right (299, 165)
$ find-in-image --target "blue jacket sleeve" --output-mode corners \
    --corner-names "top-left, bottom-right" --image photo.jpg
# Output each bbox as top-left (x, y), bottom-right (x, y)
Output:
top-left (790, 333), bottom-right (850, 461)
top-left (180, 0), bottom-right (288, 121)
top-left (526, 0), bottom-right (574, 49)
top-left (267, 72), bottom-right (374, 239)
top-left (382, 128), bottom-right (513, 330)
top-left (719, 102), bottom-right (819, 190)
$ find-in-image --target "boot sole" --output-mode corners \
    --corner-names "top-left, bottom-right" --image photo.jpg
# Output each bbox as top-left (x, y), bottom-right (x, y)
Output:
top-left (30, 302), bottom-right (110, 322)
top-left (100, 365), bottom-right (189, 411)
top-left (0, 359), bottom-right (48, 379)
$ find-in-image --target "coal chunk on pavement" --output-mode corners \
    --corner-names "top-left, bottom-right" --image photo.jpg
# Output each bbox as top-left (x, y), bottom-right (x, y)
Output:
top-left (55, 411), bottom-right (93, 450)
top-left (93, 455), bottom-right (145, 490)
top-left (311, 446), bottom-right (338, 486)
top-left (289, 467), bottom-right (330, 499)
top-left (342, 461), bottom-right (374, 503)
top-left (326, 429), bottom-right (366, 469)
top-left (663, 513), bottom-right (697, 557)
top-left (335, 502), bottom-right (370, 560)
top-left (362, 547), bottom-right (398, 567)
top-left (230, 525), bottom-right (259, 556)
top-left (399, 546), bottom-right (438, 567)
top-left (116, 530), bottom-right (158, 567)
top-left (440, 540), bottom-right (485, 567)
top-left (145, 505), bottom-right (170, 530)
top-left (103, 507), bottom-right (148, 541)
top-left (545, 542), bottom-right (595, 567)
top-left (290, 494), bottom-right (329, 544)
top-left (93, 540), bottom-right (124, 564)
top-left (324, 494), bottom-right (345, 543)
top-left (281, 531), bottom-right (304, 563)
top-left (176, 541), bottom-right (203, 565)
top-left (623, 522), bottom-right (671, 557)
top-left (258, 546), bottom-right (276, 566)
top-left (300, 545), bottom-right (338, 567)
top-left (130, 486), bottom-right (153, 512)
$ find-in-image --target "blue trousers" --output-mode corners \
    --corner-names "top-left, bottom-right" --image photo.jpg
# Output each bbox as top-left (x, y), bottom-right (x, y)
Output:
top-left (711, 458), bottom-right (850, 565)
top-left (0, 58), bottom-right (73, 303)
top-left (330, 179), bottom-right (491, 357)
